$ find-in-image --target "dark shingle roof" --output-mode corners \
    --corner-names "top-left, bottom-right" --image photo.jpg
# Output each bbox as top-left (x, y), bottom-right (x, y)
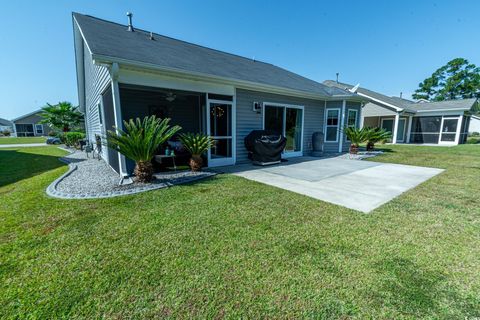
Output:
top-left (407, 98), bottom-right (478, 112)
top-left (0, 118), bottom-right (12, 126)
top-left (323, 80), bottom-right (478, 113)
top-left (73, 13), bottom-right (352, 98)
top-left (323, 80), bottom-right (414, 111)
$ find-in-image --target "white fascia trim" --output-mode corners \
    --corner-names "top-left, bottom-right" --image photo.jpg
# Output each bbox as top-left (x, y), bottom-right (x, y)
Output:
top-left (92, 54), bottom-right (361, 102)
top-left (415, 108), bottom-right (470, 113)
top-left (72, 15), bottom-right (93, 56)
top-left (356, 92), bottom-right (404, 112)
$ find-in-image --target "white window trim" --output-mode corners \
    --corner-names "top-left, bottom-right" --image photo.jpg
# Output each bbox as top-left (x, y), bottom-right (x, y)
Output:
top-left (324, 108), bottom-right (341, 143)
top-left (381, 117), bottom-right (407, 143)
top-left (261, 102), bottom-right (305, 158)
top-left (345, 109), bottom-right (358, 142)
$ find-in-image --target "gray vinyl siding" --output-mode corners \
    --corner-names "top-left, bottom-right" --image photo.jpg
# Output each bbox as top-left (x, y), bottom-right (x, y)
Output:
top-left (83, 42), bottom-right (111, 143)
top-left (235, 88), bottom-right (326, 163)
top-left (343, 101), bottom-right (362, 152)
top-left (362, 102), bottom-right (397, 117)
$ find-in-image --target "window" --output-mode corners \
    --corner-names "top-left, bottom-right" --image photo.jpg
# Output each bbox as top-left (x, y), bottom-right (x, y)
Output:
top-left (346, 109), bottom-right (358, 128)
top-left (325, 109), bottom-right (340, 142)
top-left (35, 124), bottom-right (43, 134)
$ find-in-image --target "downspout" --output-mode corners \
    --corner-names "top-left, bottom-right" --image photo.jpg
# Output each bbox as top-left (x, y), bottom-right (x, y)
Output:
top-left (338, 100), bottom-right (346, 152)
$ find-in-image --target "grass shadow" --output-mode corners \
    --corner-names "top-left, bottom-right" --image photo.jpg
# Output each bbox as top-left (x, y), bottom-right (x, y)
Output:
top-left (0, 149), bottom-right (65, 187)
top-left (371, 257), bottom-right (479, 317)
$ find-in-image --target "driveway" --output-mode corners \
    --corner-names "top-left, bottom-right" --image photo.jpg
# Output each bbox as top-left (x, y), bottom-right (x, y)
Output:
top-left (215, 156), bottom-right (443, 213)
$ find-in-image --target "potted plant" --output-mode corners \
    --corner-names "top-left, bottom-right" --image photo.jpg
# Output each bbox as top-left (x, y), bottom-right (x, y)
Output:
top-left (179, 133), bottom-right (215, 171)
top-left (343, 127), bottom-right (369, 154)
top-left (365, 127), bottom-right (392, 151)
top-left (107, 116), bottom-right (181, 182)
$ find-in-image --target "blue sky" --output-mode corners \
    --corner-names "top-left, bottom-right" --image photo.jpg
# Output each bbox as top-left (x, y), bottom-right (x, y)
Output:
top-left (1, 0), bottom-right (479, 119)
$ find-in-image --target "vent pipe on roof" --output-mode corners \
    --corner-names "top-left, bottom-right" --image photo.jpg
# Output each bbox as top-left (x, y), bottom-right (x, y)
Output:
top-left (336, 73), bottom-right (339, 83)
top-left (149, 32), bottom-right (154, 40)
top-left (126, 12), bottom-right (134, 32)
top-left (400, 92), bottom-right (403, 98)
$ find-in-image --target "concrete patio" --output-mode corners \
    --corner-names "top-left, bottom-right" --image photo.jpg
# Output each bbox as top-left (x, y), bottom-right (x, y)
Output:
top-left (214, 156), bottom-right (444, 213)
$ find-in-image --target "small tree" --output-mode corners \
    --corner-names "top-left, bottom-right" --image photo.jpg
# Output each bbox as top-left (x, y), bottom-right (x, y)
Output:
top-left (179, 133), bottom-right (215, 171)
top-left (343, 127), bottom-right (370, 154)
top-left (40, 102), bottom-right (83, 132)
top-left (107, 116), bottom-right (181, 182)
top-left (365, 127), bottom-right (392, 151)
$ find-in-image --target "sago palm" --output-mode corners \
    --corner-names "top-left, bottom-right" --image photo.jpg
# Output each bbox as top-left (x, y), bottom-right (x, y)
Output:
top-left (343, 127), bottom-right (370, 154)
top-left (107, 116), bottom-right (181, 182)
top-left (40, 102), bottom-right (83, 132)
top-left (365, 127), bottom-right (392, 151)
top-left (179, 133), bottom-right (215, 171)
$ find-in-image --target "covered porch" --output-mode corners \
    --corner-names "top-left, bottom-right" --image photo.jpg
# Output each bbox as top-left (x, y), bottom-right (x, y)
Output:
top-left (100, 82), bottom-right (236, 175)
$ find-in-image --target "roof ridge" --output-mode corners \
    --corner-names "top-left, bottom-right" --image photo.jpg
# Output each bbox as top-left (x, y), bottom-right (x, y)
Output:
top-left (73, 12), bottom-right (279, 68)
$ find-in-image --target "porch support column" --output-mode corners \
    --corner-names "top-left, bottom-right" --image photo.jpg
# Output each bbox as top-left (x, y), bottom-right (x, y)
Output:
top-left (392, 113), bottom-right (400, 144)
top-left (110, 63), bottom-right (129, 181)
top-left (406, 115), bottom-right (413, 143)
top-left (359, 102), bottom-right (365, 128)
top-left (338, 100), bottom-right (346, 152)
top-left (454, 114), bottom-right (463, 145)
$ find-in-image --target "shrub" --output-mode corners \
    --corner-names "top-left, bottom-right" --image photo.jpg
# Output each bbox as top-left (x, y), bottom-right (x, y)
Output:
top-left (365, 127), bottom-right (392, 151)
top-left (342, 127), bottom-right (370, 154)
top-left (2, 129), bottom-right (11, 137)
top-left (107, 116), bottom-right (181, 182)
top-left (469, 131), bottom-right (480, 137)
top-left (64, 132), bottom-right (85, 148)
top-left (179, 133), bottom-right (215, 171)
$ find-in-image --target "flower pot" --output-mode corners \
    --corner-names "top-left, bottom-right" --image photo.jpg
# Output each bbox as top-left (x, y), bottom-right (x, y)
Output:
top-left (189, 155), bottom-right (203, 172)
top-left (349, 144), bottom-right (359, 154)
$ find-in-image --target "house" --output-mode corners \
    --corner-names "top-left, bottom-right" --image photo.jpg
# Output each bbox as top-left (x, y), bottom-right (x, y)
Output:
top-left (0, 118), bottom-right (13, 134)
top-left (323, 80), bottom-right (478, 145)
top-left (469, 115), bottom-right (480, 134)
top-left (72, 13), bottom-right (366, 177)
top-left (12, 110), bottom-right (53, 137)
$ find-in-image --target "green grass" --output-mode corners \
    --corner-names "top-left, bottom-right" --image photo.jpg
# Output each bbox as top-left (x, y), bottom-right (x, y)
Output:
top-left (1, 145), bottom-right (479, 318)
top-left (0, 136), bottom-right (46, 144)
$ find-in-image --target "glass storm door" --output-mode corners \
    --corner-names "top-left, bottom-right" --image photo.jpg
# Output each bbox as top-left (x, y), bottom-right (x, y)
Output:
top-left (396, 118), bottom-right (406, 142)
top-left (439, 117), bottom-right (459, 144)
top-left (207, 100), bottom-right (234, 167)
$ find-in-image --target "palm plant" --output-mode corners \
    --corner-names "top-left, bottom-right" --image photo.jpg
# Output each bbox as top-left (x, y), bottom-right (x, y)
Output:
top-left (179, 133), bottom-right (215, 171)
top-left (343, 127), bottom-right (370, 154)
top-left (107, 116), bottom-right (181, 182)
top-left (40, 102), bottom-right (83, 132)
top-left (365, 127), bottom-right (392, 151)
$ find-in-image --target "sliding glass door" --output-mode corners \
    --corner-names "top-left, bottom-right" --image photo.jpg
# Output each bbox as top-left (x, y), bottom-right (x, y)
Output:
top-left (264, 103), bottom-right (304, 157)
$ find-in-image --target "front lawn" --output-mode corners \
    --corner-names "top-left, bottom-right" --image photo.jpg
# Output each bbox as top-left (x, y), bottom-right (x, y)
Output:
top-left (0, 136), bottom-right (46, 144)
top-left (0, 145), bottom-right (479, 318)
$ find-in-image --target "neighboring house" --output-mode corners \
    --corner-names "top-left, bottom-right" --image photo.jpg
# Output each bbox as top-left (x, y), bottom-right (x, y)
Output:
top-left (12, 110), bottom-right (53, 137)
top-left (469, 115), bottom-right (480, 134)
top-left (0, 118), bottom-right (13, 134)
top-left (324, 80), bottom-right (478, 145)
top-left (72, 13), bottom-right (366, 177)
